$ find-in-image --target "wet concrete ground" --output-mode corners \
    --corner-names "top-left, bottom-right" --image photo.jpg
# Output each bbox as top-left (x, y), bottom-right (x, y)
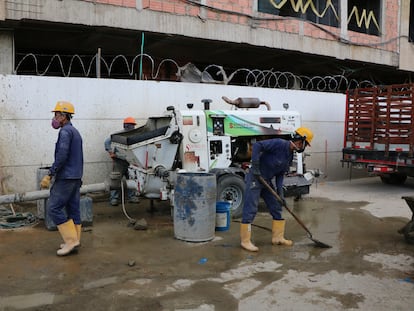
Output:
top-left (1, 177), bottom-right (414, 310)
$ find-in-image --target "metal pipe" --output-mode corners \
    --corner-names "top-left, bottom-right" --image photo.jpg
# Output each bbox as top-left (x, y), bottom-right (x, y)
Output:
top-left (0, 182), bottom-right (109, 205)
top-left (81, 182), bottom-right (108, 195)
top-left (0, 170), bottom-right (139, 205)
top-left (0, 189), bottom-right (51, 204)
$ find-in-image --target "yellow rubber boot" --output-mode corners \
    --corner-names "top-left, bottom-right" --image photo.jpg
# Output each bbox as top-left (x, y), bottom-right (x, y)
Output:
top-left (56, 219), bottom-right (80, 256)
top-left (75, 224), bottom-right (82, 243)
top-left (272, 220), bottom-right (293, 246)
top-left (240, 223), bottom-right (259, 252)
top-left (60, 223), bottom-right (81, 249)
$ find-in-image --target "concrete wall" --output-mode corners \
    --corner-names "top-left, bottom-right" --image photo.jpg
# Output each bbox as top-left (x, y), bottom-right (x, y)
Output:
top-left (0, 74), bottom-right (347, 193)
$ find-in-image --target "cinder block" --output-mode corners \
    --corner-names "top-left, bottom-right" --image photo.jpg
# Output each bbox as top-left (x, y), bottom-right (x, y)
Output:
top-left (44, 196), bottom-right (93, 231)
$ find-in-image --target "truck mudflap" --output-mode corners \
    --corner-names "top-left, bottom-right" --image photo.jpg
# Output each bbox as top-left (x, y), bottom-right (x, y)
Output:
top-left (283, 174), bottom-right (312, 198)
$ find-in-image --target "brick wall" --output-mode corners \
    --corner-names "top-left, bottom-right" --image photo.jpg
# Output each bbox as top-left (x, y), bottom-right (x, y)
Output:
top-left (81, 0), bottom-right (400, 53)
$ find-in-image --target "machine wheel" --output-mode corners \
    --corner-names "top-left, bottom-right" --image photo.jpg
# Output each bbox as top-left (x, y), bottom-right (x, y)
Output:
top-left (217, 174), bottom-right (245, 219)
top-left (380, 173), bottom-right (407, 185)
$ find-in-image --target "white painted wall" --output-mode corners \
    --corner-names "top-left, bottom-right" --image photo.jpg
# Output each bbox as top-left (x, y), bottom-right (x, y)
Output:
top-left (0, 75), bottom-right (348, 193)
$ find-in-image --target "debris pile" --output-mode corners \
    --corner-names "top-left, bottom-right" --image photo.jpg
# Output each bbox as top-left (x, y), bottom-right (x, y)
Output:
top-left (0, 206), bottom-right (38, 229)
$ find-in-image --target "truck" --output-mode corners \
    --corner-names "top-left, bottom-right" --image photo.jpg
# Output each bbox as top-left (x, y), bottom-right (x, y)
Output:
top-left (342, 83), bottom-right (414, 184)
top-left (110, 96), bottom-right (316, 218)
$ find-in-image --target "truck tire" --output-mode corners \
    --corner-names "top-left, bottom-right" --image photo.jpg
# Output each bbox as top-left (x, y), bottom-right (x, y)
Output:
top-left (217, 174), bottom-right (245, 219)
top-left (380, 173), bottom-right (407, 185)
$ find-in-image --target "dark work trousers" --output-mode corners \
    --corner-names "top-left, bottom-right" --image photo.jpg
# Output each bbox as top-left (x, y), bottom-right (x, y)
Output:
top-left (241, 173), bottom-right (283, 224)
top-left (48, 179), bottom-right (82, 225)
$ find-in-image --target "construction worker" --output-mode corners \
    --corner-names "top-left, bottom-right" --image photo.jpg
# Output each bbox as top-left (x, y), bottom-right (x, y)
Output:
top-left (240, 127), bottom-right (314, 252)
top-left (40, 101), bottom-right (83, 256)
top-left (104, 117), bottom-right (139, 206)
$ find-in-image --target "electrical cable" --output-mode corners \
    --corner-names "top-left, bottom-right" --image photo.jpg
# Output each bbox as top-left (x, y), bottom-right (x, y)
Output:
top-left (120, 180), bottom-right (136, 223)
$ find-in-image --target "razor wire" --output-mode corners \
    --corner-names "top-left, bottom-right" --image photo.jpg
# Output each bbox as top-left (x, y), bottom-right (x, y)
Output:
top-left (14, 52), bottom-right (377, 93)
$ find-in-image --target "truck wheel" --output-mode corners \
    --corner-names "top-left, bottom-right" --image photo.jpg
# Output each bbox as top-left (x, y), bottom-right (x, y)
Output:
top-left (380, 173), bottom-right (407, 185)
top-left (217, 174), bottom-right (245, 219)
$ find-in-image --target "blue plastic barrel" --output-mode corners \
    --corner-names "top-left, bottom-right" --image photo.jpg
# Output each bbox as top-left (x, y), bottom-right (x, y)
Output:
top-left (174, 173), bottom-right (217, 242)
top-left (215, 201), bottom-right (231, 231)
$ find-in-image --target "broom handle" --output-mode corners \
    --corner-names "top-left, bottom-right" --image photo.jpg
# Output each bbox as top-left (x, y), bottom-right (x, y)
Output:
top-left (257, 176), bottom-right (313, 238)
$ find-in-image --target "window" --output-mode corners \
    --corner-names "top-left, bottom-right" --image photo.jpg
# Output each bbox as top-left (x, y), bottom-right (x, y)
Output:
top-left (258, 0), bottom-right (340, 27)
top-left (347, 0), bottom-right (381, 36)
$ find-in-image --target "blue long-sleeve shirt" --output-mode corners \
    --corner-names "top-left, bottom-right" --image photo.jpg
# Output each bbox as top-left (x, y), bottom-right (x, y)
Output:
top-left (104, 137), bottom-right (112, 152)
top-left (49, 122), bottom-right (83, 179)
top-left (251, 138), bottom-right (293, 190)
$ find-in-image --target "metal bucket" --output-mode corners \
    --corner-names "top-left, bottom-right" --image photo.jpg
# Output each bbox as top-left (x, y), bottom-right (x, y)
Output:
top-left (174, 172), bottom-right (217, 242)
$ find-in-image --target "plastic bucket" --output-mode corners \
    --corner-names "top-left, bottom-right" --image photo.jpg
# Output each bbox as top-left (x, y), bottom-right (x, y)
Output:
top-left (215, 201), bottom-right (231, 231)
top-left (174, 173), bottom-right (217, 242)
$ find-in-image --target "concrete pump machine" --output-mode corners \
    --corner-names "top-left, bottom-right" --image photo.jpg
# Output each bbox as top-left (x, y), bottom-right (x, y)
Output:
top-left (110, 96), bottom-right (315, 218)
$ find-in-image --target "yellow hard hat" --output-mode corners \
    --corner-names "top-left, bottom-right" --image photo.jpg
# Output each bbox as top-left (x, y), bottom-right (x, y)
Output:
top-left (123, 116), bottom-right (136, 125)
top-left (52, 101), bottom-right (75, 114)
top-left (295, 127), bottom-right (313, 146)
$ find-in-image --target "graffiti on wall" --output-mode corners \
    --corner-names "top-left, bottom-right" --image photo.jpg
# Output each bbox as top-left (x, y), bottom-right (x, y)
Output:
top-left (347, 5), bottom-right (380, 34)
top-left (269, 0), bottom-right (339, 19)
top-left (347, 0), bottom-right (380, 35)
top-left (259, 0), bottom-right (381, 35)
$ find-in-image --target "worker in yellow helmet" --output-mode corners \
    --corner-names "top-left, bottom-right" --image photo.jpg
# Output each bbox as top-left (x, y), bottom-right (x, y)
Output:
top-left (292, 127), bottom-right (313, 153)
top-left (40, 101), bottom-right (83, 256)
top-left (104, 117), bottom-right (140, 206)
top-left (240, 127), bottom-right (313, 252)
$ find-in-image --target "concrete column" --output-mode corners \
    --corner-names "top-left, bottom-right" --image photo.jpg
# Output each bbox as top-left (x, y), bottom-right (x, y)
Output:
top-left (136, 0), bottom-right (142, 11)
top-left (340, 0), bottom-right (348, 40)
top-left (398, 0), bottom-right (414, 71)
top-left (200, 0), bottom-right (207, 20)
top-left (0, 30), bottom-right (14, 74)
top-left (0, 0), bottom-right (5, 21)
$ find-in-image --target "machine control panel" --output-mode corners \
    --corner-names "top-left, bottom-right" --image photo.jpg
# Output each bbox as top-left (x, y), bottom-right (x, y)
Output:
top-left (210, 114), bottom-right (226, 136)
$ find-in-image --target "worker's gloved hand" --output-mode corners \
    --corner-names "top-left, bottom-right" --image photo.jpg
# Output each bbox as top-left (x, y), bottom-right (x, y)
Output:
top-left (40, 175), bottom-right (51, 189)
top-left (277, 187), bottom-right (286, 206)
top-left (251, 161), bottom-right (261, 176)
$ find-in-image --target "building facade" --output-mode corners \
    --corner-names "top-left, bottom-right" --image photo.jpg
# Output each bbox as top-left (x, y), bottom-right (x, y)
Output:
top-left (0, 0), bottom-right (413, 89)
